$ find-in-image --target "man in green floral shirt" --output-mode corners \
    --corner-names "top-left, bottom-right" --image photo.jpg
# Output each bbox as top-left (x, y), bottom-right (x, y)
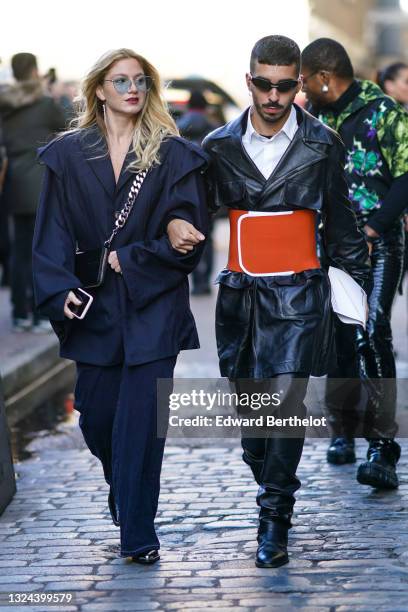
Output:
top-left (301, 38), bottom-right (407, 490)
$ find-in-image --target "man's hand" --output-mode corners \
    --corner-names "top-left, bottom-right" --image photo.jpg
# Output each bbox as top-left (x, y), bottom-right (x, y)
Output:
top-left (363, 224), bottom-right (379, 256)
top-left (363, 224), bottom-right (379, 239)
top-left (167, 219), bottom-right (205, 254)
top-left (64, 291), bottom-right (82, 319)
top-left (108, 250), bottom-right (122, 274)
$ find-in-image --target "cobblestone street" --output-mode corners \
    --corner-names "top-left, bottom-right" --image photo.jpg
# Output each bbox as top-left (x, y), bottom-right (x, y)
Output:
top-left (1, 233), bottom-right (407, 611)
top-left (1, 435), bottom-right (408, 611)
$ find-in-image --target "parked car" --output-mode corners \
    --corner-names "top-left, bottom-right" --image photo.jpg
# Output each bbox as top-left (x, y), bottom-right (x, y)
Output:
top-left (163, 76), bottom-right (241, 124)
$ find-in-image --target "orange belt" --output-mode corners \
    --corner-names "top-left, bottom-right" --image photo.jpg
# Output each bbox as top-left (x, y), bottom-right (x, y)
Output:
top-left (227, 209), bottom-right (320, 276)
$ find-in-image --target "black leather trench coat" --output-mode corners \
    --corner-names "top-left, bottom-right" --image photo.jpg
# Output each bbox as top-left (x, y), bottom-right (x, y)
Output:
top-left (202, 105), bottom-right (371, 378)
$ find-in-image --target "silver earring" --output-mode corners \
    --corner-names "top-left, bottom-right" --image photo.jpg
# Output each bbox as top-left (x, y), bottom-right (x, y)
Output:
top-left (322, 84), bottom-right (329, 93)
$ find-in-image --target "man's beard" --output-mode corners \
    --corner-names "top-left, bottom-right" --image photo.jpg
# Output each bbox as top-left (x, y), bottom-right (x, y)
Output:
top-left (254, 99), bottom-right (288, 123)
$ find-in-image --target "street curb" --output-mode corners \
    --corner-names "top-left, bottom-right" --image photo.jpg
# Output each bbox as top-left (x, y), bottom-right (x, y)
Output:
top-left (2, 335), bottom-right (75, 427)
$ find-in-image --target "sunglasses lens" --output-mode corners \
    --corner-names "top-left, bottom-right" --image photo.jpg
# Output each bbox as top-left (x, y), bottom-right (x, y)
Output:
top-left (251, 77), bottom-right (272, 92)
top-left (136, 76), bottom-right (152, 92)
top-left (277, 81), bottom-right (297, 93)
top-left (112, 78), bottom-right (130, 94)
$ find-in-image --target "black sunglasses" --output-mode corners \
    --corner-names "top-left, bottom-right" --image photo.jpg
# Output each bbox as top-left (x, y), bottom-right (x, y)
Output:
top-left (250, 74), bottom-right (300, 93)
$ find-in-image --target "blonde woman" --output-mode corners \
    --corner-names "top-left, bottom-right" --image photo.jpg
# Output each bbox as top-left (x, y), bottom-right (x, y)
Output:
top-left (32, 49), bottom-right (208, 563)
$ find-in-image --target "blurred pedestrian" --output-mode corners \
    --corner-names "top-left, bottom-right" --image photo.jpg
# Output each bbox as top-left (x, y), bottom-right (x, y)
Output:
top-left (168, 35), bottom-right (370, 568)
top-left (44, 67), bottom-right (76, 123)
top-left (177, 91), bottom-right (215, 294)
top-left (377, 62), bottom-right (408, 294)
top-left (177, 91), bottom-right (215, 144)
top-left (377, 62), bottom-right (408, 109)
top-left (0, 115), bottom-right (9, 286)
top-left (302, 38), bottom-right (408, 489)
top-left (32, 48), bottom-right (208, 563)
top-left (0, 52), bottom-right (66, 332)
top-left (0, 57), bottom-right (10, 288)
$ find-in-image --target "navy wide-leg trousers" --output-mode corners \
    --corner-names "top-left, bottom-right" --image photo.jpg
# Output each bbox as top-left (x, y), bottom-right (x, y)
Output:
top-left (74, 356), bottom-right (177, 557)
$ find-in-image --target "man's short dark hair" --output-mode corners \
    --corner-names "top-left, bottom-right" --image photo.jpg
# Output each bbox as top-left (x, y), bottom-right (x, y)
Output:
top-left (11, 52), bottom-right (37, 81)
top-left (301, 38), bottom-right (354, 79)
top-left (250, 35), bottom-right (300, 74)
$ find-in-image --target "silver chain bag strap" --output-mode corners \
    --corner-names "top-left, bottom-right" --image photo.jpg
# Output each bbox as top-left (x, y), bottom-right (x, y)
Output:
top-left (75, 167), bottom-right (150, 288)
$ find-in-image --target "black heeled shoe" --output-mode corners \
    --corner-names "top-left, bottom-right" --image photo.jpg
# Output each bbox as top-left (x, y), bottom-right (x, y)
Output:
top-left (131, 549), bottom-right (160, 564)
top-left (108, 488), bottom-right (120, 526)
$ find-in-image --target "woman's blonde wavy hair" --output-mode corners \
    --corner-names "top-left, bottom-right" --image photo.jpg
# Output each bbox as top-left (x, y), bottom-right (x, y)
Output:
top-left (69, 48), bottom-right (179, 172)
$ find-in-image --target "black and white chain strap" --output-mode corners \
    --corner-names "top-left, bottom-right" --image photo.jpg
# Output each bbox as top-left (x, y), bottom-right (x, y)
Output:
top-left (104, 167), bottom-right (150, 249)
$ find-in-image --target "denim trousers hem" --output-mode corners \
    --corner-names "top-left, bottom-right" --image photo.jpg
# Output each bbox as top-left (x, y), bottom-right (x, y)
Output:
top-left (120, 543), bottom-right (160, 557)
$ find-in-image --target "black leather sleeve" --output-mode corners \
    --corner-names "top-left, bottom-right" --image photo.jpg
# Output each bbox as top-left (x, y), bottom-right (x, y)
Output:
top-left (321, 136), bottom-right (372, 295)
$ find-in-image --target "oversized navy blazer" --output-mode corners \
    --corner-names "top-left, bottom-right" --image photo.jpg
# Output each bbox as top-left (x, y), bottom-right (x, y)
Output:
top-left (32, 126), bottom-right (209, 366)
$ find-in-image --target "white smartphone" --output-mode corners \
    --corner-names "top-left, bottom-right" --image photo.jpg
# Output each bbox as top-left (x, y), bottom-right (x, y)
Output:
top-left (70, 288), bottom-right (94, 320)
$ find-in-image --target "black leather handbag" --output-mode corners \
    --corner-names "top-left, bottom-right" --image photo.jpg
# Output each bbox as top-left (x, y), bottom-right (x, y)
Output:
top-left (74, 167), bottom-right (149, 288)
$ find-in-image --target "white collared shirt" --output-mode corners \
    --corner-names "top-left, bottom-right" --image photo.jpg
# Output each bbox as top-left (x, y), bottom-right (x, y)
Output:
top-left (242, 105), bottom-right (298, 179)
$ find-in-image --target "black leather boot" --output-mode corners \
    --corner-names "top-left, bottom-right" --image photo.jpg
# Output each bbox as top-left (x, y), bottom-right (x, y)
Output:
top-left (327, 437), bottom-right (356, 465)
top-left (357, 439), bottom-right (401, 489)
top-left (255, 518), bottom-right (289, 568)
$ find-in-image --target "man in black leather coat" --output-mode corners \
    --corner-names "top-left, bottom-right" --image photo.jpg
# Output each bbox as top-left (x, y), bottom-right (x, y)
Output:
top-left (167, 35), bottom-right (371, 568)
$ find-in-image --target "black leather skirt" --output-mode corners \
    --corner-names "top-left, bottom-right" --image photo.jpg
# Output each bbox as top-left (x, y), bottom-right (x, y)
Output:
top-left (215, 267), bottom-right (335, 378)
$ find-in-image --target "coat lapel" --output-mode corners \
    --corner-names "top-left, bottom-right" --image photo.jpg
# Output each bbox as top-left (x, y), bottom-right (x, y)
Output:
top-left (213, 106), bottom-right (330, 195)
top-left (212, 110), bottom-right (266, 184)
top-left (79, 126), bottom-right (116, 198)
top-left (115, 150), bottom-right (137, 194)
top-left (259, 106), bottom-right (330, 197)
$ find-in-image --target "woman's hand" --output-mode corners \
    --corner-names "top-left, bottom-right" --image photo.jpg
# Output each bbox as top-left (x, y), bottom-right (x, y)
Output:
top-left (64, 291), bottom-right (83, 319)
top-left (167, 219), bottom-right (205, 254)
top-left (108, 251), bottom-right (122, 274)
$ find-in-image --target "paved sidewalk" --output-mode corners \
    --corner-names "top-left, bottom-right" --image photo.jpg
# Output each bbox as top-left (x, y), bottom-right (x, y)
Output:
top-left (1, 224), bottom-right (407, 611)
top-left (1, 430), bottom-right (408, 611)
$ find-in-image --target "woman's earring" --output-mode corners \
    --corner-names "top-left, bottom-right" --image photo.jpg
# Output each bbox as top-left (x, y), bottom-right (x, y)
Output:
top-left (322, 84), bottom-right (329, 93)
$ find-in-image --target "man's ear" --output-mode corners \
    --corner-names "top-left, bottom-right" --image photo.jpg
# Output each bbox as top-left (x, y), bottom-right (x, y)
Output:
top-left (320, 70), bottom-right (331, 87)
top-left (245, 72), bottom-right (252, 93)
top-left (96, 85), bottom-right (105, 102)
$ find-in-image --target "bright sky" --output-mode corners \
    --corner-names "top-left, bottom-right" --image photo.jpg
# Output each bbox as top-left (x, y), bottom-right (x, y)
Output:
top-left (1, 0), bottom-right (310, 107)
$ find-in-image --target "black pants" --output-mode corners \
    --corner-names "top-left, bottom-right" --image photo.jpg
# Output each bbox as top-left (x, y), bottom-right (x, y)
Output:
top-left (74, 356), bottom-right (176, 556)
top-left (10, 214), bottom-right (36, 320)
top-left (233, 373), bottom-right (309, 526)
top-left (326, 222), bottom-right (405, 440)
top-left (0, 199), bottom-right (10, 287)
